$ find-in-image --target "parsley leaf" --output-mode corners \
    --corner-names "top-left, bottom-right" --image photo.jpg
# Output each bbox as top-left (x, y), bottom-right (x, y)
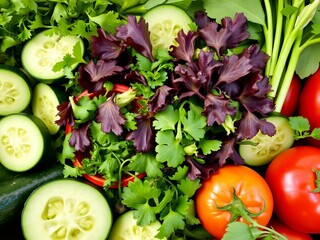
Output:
top-left (122, 179), bottom-right (161, 225)
top-left (289, 116), bottom-right (320, 140)
top-left (155, 130), bottom-right (186, 167)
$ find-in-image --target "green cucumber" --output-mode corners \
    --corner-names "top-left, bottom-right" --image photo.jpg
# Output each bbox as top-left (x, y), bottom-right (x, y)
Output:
top-left (239, 115), bottom-right (295, 166)
top-left (0, 163), bottom-right (64, 228)
top-left (143, 5), bottom-right (193, 54)
top-left (0, 113), bottom-right (52, 172)
top-left (21, 29), bottom-right (84, 83)
top-left (0, 65), bottom-right (32, 116)
top-left (109, 210), bottom-right (165, 240)
top-left (31, 83), bottom-right (67, 135)
top-left (21, 179), bottom-right (112, 240)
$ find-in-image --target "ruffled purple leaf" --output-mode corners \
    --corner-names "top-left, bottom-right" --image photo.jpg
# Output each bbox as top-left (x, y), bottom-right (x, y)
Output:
top-left (91, 28), bottom-right (126, 60)
top-left (216, 54), bottom-right (252, 85)
top-left (186, 156), bottom-right (218, 180)
top-left (236, 111), bottom-right (276, 140)
top-left (174, 63), bottom-right (205, 99)
top-left (148, 85), bottom-right (176, 113)
top-left (84, 59), bottom-right (123, 82)
top-left (212, 138), bottom-right (245, 167)
top-left (238, 74), bottom-right (275, 114)
top-left (123, 70), bottom-right (147, 86)
top-left (199, 13), bottom-right (249, 56)
top-left (170, 30), bottom-right (198, 62)
top-left (203, 93), bottom-right (236, 126)
top-left (69, 122), bottom-right (91, 152)
top-left (126, 116), bottom-right (155, 152)
top-left (174, 51), bottom-right (221, 99)
top-left (194, 11), bottom-right (211, 29)
top-left (116, 15), bottom-right (154, 61)
top-left (240, 44), bottom-right (270, 73)
top-left (56, 101), bottom-right (74, 127)
top-left (96, 94), bottom-right (126, 135)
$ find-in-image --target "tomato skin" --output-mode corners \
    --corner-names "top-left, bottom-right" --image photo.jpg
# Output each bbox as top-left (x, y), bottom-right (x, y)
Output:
top-left (281, 74), bottom-right (301, 117)
top-left (195, 165), bottom-right (273, 239)
top-left (265, 146), bottom-right (320, 234)
top-left (267, 218), bottom-right (312, 240)
top-left (298, 68), bottom-right (320, 147)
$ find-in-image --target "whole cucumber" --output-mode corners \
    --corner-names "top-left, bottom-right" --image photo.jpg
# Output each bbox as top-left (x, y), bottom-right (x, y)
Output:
top-left (0, 162), bottom-right (64, 226)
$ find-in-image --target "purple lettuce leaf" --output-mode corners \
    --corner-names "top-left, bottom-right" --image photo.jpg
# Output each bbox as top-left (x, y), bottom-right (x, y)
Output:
top-left (237, 74), bottom-right (275, 114)
top-left (194, 11), bottom-right (211, 29)
top-left (91, 28), bottom-right (126, 60)
top-left (77, 59), bottom-right (123, 93)
top-left (148, 85), bottom-right (176, 113)
top-left (126, 116), bottom-right (155, 152)
top-left (199, 13), bottom-right (249, 57)
top-left (116, 15), bottom-right (154, 61)
top-left (69, 122), bottom-right (91, 152)
top-left (170, 30), bottom-right (198, 62)
top-left (212, 138), bottom-right (245, 167)
top-left (236, 111), bottom-right (276, 140)
top-left (84, 59), bottom-right (123, 82)
top-left (96, 94), bottom-right (126, 135)
top-left (203, 93), bottom-right (236, 126)
top-left (186, 156), bottom-right (218, 180)
top-left (240, 44), bottom-right (270, 72)
top-left (174, 51), bottom-right (221, 99)
top-left (56, 101), bottom-right (74, 127)
top-left (216, 54), bottom-right (252, 86)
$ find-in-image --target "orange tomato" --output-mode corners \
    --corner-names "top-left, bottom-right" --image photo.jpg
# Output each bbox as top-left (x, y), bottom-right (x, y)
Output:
top-left (195, 165), bottom-right (273, 239)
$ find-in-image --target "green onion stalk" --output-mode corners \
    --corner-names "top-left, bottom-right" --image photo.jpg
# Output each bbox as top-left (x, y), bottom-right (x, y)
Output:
top-left (264, 0), bottom-right (320, 112)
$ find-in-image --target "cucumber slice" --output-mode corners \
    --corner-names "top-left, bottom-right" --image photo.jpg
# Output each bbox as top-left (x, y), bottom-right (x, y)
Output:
top-left (21, 30), bottom-right (84, 83)
top-left (21, 179), bottom-right (112, 240)
top-left (108, 210), bottom-right (165, 240)
top-left (31, 83), bottom-right (67, 135)
top-left (0, 65), bottom-right (31, 116)
top-left (239, 116), bottom-right (295, 166)
top-left (143, 5), bottom-right (192, 54)
top-left (0, 113), bottom-right (51, 172)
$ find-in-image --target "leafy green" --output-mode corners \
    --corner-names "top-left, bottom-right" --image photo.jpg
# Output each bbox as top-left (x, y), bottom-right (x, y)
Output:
top-left (289, 116), bottom-right (320, 140)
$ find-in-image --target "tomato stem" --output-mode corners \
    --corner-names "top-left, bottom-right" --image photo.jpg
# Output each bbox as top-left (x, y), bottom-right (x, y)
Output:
top-left (216, 188), bottom-right (287, 240)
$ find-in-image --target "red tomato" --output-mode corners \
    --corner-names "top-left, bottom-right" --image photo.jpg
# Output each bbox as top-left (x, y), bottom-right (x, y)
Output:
top-left (281, 73), bottom-right (301, 117)
top-left (268, 218), bottom-right (312, 240)
top-left (195, 165), bottom-right (273, 239)
top-left (298, 68), bottom-right (320, 147)
top-left (265, 146), bottom-right (320, 234)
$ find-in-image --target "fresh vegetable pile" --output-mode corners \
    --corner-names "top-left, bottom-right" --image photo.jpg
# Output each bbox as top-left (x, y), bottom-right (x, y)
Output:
top-left (1, 0), bottom-right (320, 240)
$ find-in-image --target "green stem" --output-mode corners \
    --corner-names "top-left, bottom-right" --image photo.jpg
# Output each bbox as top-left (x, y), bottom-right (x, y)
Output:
top-left (217, 189), bottom-right (287, 240)
top-left (274, 30), bottom-right (302, 112)
top-left (263, 0), bottom-right (274, 76)
top-left (269, 29), bottom-right (298, 98)
top-left (268, 0), bottom-right (284, 78)
top-left (271, 0), bottom-right (320, 99)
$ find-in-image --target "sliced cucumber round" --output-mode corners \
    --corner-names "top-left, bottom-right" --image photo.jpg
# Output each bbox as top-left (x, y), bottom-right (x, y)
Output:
top-left (21, 29), bottom-right (84, 83)
top-left (0, 113), bottom-right (51, 172)
top-left (108, 210), bottom-right (165, 240)
top-left (143, 5), bottom-right (192, 54)
top-left (21, 179), bottom-right (112, 240)
top-left (0, 65), bottom-right (31, 116)
top-left (239, 116), bottom-right (295, 166)
top-left (31, 83), bottom-right (67, 135)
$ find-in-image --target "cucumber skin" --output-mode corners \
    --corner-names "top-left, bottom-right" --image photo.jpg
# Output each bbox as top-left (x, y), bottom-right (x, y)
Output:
top-left (0, 162), bottom-right (64, 227)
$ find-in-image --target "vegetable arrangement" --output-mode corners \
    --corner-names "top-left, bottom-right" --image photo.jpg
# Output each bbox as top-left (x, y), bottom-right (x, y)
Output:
top-left (1, 0), bottom-right (320, 239)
